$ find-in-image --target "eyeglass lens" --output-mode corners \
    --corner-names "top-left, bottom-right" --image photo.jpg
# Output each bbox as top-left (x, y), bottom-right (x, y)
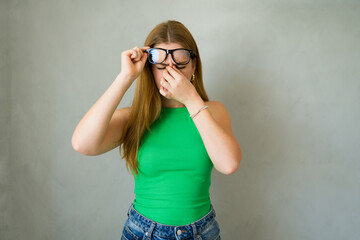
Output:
top-left (148, 49), bottom-right (191, 65)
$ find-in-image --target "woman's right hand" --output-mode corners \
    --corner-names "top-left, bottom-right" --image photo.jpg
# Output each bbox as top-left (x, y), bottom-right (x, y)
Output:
top-left (120, 46), bottom-right (150, 84)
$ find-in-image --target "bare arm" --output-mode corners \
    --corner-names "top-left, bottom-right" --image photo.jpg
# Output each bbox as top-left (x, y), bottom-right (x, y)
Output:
top-left (159, 65), bottom-right (242, 175)
top-left (186, 98), bottom-right (242, 175)
top-left (71, 74), bottom-right (131, 155)
top-left (71, 46), bottom-right (150, 156)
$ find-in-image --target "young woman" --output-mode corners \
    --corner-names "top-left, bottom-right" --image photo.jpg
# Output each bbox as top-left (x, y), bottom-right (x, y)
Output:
top-left (72, 20), bottom-right (242, 240)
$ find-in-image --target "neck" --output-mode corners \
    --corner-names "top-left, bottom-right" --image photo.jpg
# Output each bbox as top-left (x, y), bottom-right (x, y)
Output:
top-left (161, 97), bottom-right (185, 108)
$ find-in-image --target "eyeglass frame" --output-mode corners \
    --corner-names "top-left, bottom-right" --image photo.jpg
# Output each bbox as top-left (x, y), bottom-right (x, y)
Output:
top-left (145, 48), bottom-right (195, 65)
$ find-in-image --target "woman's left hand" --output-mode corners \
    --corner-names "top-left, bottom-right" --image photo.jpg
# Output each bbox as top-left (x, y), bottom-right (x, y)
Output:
top-left (159, 66), bottom-right (198, 105)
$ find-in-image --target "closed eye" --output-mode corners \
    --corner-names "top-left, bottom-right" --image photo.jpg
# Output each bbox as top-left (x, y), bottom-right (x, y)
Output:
top-left (156, 66), bottom-right (186, 70)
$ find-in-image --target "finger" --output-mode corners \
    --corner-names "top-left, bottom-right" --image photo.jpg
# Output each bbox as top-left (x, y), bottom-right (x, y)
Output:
top-left (136, 48), bottom-right (143, 61)
top-left (140, 50), bottom-right (148, 64)
top-left (140, 46), bottom-right (150, 61)
top-left (135, 46), bottom-right (144, 53)
top-left (133, 47), bottom-right (142, 61)
top-left (159, 86), bottom-right (169, 97)
top-left (126, 50), bottom-right (139, 63)
top-left (166, 65), bottom-right (183, 79)
top-left (160, 77), bottom-right (171, 90)
top-left (132, 47), bottom-right (145, 62)
top-left (171, 65), bottom-right (184, 75)
top-left (130, 46), bottom-right (141, 60)
top-left (162, 69), bottom-right (175, 86)
top-left (130, 49), bottom-right (137, 59)
top-left (123, 49), bottom-right (134, 58)
top-left (130, 46), bottom-right (149, 60)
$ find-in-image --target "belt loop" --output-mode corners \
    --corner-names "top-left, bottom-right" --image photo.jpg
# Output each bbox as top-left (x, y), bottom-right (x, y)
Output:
top-left (126, 203), bottom-right (132, 217)
top-left (211, 204), bottom-right (216, 217)
top-left (191, 223), bottom-right (200, 240)
top-left (145, 221), bottom-right (156, 239)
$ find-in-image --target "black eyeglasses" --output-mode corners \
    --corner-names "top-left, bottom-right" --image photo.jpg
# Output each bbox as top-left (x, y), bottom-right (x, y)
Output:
top-left (145, 48), bottom-right (194, 65)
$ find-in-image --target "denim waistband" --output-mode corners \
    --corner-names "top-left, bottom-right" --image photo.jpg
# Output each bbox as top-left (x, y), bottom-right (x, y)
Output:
top-left (126, 202), bottom-right (217, 239)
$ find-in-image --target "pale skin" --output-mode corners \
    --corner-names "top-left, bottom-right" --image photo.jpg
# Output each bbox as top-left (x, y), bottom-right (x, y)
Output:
top-left (72, 43), bottom-right (242, 175)
top-left (150, 42), bottom-right (242, 175)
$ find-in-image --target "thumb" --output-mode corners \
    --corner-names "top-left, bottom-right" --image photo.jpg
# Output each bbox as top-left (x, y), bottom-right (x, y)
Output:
top-left (140, 51), bottom-right (148, 64)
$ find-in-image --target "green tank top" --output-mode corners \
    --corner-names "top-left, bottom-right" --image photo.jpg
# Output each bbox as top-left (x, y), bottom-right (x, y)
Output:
top-left (133, 106), bottom-right (214, 225)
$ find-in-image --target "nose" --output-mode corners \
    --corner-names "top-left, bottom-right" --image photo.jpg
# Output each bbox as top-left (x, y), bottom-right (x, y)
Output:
top-left (163, 53), bottom-right (176, 67)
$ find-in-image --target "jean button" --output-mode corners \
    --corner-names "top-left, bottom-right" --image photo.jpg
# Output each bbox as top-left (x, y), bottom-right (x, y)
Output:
top-left (177, 229), bottom-right (182, 235)
top-left (145, 232), bottom-right (148, 236)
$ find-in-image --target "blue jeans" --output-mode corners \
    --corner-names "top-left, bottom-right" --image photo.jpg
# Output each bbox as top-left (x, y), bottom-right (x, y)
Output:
top-left (121, 202), bottom-right (221, 240)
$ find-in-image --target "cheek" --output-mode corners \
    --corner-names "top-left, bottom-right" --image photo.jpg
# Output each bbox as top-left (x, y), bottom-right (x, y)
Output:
top-left (152, 68), bottom-right (163, 80)
top-left (180, 69), bottom-right (192, 79)
top-left (156, 73), bottom-right (164, 85)
top-left (151, 69), bottom-right (162, 89)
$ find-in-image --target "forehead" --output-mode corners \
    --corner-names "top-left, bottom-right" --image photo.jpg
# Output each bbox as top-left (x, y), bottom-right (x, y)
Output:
top-left (153, 42), bottom-right (185, 49)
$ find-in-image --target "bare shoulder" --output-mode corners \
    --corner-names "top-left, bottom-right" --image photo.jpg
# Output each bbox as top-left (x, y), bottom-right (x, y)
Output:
top-left (111, 106), bottom-right (132, 130)
top-left (114, 106), bottom-right (132, 119)
top-left (204, 100), bottom-right (233, 133)
top-left (204, 100), bottom-right (228, 116)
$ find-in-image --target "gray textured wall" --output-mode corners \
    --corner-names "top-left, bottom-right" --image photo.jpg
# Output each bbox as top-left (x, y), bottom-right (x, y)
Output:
top-left (1, 0), bottom-right (359, 239)
top-left (1, 0), bottom-right (11, 239)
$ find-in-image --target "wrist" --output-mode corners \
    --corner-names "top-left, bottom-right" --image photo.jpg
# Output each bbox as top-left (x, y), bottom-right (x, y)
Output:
top-left (117, 72), bottom-right (134, 81)
top-left (185, 94), bottom-right (206, 116)
top-left (116, 73), bottom-right (134, 88)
